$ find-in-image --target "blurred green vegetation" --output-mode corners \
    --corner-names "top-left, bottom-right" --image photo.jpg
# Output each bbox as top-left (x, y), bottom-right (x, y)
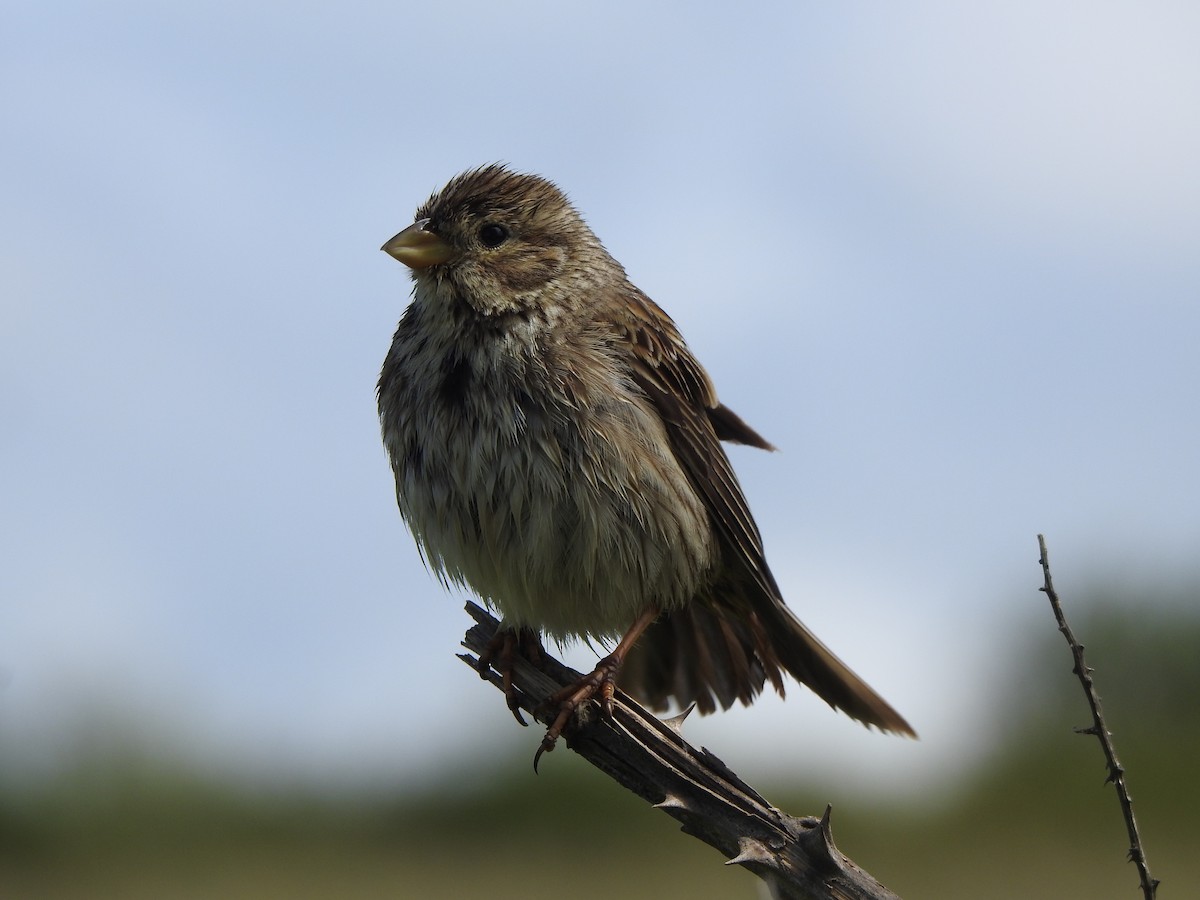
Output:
top-left (2, 593), bottom-right (1197, 899)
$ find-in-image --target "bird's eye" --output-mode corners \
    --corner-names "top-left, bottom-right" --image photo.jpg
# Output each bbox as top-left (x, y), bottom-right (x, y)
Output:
top-left (478, 223), bottom-right (509, 248)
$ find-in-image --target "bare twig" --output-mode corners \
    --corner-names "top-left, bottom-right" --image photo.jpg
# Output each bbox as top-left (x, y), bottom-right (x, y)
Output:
top-left (459, 601), bottom-right (902, 900)
top-left (1036, 535), bottom-right (1159, 900)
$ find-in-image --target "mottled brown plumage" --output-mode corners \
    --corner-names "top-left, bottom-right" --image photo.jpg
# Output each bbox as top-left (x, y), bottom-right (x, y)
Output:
top-left (378, 165), bottom-right (914, 745)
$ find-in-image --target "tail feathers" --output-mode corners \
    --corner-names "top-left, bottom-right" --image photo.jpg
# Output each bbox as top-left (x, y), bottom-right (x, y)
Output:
top-left (760, 601), bottom-right (916, 737)
top-left (622, 603), bottom-right (774, 714)
top-left (621, 601), bottom-right (916, 737)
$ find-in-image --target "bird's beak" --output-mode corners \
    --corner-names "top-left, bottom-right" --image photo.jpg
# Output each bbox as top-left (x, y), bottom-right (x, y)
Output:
top-left (381, 219), bottom-right (454, 269)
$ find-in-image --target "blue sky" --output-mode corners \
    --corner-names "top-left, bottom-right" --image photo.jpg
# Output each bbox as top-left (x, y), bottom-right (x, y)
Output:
top-left (2, 1), bottom-right (1198, 794)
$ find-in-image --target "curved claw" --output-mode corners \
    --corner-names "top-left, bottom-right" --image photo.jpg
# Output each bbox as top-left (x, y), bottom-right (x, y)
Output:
top-left (533, 738), bottom-right (553, 774)
top-left (477, 625), bottom-right (545, 727)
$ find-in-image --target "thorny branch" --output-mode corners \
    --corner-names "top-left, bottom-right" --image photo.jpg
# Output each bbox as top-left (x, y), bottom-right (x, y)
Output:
top-left (1037, 534), bottom-right (1159, 900)
top-left (458, 601), bottom-right (901, 900)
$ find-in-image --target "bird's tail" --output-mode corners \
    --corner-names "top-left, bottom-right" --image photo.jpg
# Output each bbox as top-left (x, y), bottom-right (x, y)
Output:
top-left (622, 594), bottom-right (915, 737)
top-left (757, 599), bottom-right (916, 736)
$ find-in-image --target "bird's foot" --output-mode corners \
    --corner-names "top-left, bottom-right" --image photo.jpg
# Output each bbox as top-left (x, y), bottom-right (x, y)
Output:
top-left (534, 652), bottom-right (622, 770)
top-left (477, 626), bottom-right (545, 726)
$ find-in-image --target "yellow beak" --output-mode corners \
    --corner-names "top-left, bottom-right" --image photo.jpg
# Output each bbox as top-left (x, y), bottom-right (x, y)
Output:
top-left (381, 219), bottom-right (454, 269)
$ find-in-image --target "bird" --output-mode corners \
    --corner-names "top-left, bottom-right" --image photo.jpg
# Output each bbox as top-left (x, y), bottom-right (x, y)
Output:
top-left (377, 164), bottom-right (914, 754)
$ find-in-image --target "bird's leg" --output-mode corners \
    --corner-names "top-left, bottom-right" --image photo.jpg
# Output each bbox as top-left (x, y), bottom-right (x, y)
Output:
top-left (537, 606), bottom-right (659, 762)
top-left (478, 624), bottom-right (545, 726)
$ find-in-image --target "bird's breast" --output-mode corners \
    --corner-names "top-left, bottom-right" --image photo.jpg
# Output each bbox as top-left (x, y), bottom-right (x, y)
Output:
top-left (379, 320), bottom-right (715, 640)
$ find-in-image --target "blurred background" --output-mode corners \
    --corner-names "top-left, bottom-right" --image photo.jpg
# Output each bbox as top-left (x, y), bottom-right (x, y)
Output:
top-left (2, 1), bottom-right (1198, 897)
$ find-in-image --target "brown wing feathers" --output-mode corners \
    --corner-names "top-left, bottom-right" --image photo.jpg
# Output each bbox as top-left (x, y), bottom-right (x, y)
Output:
top-left (614, 292), bottom-right (915, 736)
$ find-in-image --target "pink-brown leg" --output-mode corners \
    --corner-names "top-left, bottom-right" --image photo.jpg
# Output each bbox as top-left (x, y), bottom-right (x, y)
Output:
top-left (535, 607), bottom-right (659, 768)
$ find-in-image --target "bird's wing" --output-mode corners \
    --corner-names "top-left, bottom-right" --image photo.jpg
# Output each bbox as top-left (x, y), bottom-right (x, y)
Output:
top-left (608, 290), bottom-right (781, 605)
top-left (607, 290), bottom-right (916, 735)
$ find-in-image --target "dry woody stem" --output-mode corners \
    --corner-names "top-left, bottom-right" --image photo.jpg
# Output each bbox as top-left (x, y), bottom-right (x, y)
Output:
top-left (459, 601), bottom-right (901, 900)
top-left (1036, 534), bottom-right (1159, 900)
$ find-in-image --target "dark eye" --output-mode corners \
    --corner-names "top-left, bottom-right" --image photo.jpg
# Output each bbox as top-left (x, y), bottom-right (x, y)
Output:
top-left (478, 223), bottom-right (508, 248)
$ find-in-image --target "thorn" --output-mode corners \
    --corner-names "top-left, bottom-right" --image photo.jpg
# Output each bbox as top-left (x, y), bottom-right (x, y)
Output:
top-left (725, 837), bottom-right (777, 868)
top-left (1075, 725), bottom-right (1098, 736)
top-left (814, 804), bottom-right (835, 845)
top-left (661, 704), bottom-right (696, 734)
top-left (654, 794), bottom-right (689, 811)
top-left (796, 804), bottom-right (841, 872)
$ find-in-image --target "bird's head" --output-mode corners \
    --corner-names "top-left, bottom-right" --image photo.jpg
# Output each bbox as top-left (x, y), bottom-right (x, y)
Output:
top-left (382, 165), bottom-right (619, 318)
